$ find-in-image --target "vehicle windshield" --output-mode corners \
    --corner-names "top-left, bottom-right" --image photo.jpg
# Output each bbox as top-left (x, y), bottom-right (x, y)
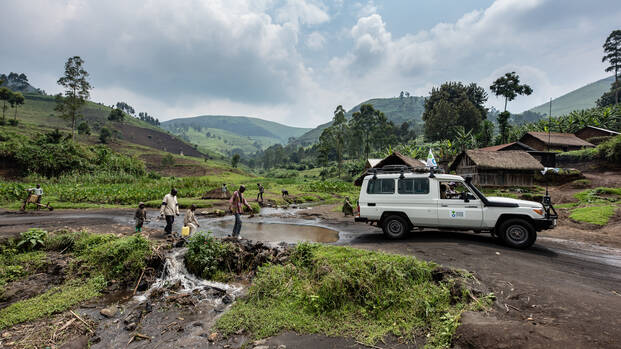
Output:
top-left (464, 181), bottom-right (487, 201)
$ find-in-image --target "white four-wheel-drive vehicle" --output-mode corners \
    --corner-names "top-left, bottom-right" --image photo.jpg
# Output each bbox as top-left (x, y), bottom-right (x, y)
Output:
top-left (355, 166), bottom-right (557, 248)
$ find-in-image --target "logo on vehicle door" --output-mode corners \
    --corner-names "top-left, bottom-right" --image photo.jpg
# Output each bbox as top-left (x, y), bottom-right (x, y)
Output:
top-left (450, 210), bottom-right (464, 218)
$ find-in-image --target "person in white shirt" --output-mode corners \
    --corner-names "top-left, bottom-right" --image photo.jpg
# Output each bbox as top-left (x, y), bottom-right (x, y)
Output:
top-left (160, 188), bottom-right (180, 235)
top-left (28, 184), bottom-right (43, 203)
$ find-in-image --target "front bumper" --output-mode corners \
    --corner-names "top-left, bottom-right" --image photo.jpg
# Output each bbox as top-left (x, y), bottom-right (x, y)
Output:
top-left (533, 217), bottom-right (557, 231)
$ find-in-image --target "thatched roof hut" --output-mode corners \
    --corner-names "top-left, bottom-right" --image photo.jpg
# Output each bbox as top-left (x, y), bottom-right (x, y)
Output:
top-left (354, 152), bottom-right (426, 186)
top-left (519, 132), bottom-right (594, 151)
top-left (450, 150), bottom-right (544, 187)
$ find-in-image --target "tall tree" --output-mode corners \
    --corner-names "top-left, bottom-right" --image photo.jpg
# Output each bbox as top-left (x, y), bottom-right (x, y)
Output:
top-left (489, 72), bottom-right (533, 112)
top-left (55, 56), bottom-right (92, 140)
top-left (9, 91), bottom-right (25, 122)
top-left (331, 105), bottom-right (347, 178)
top-left (422, 82), bottom-right (486, 141)
top-left (0, 87), bottom-right (11, 122)
top-left (602, 30), bottom-right (621, 105)
top-left (350, 104), bottom-right (382, 160)
top-left (496, 111), bottom-right (511, 144)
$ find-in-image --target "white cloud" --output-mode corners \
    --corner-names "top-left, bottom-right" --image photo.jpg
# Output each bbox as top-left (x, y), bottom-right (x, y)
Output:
top-left (275, 0), bottom-right (330, 27)
top-left (1, 0), bottom-right (620, 128)
top-left (328, 0), bottom-right (621, 114)
top-left (306, 31), bottom-right (326, 50)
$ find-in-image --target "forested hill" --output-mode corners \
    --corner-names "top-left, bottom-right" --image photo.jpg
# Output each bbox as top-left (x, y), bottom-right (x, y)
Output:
top-left (161, 115), bottom-right (311, 156)
top-left (295, 95), bottom-right (426, 145)
top-left (527, 76), bottom-right (614, 117)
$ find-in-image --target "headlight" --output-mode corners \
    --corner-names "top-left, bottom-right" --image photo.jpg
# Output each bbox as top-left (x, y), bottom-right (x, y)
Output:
top-left (532, 208), bottom-right (544, 216)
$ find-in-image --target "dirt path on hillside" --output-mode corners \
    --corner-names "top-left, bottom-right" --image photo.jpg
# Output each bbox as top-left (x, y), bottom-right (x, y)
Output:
top-left (1, 207), bottom-right (620, 348)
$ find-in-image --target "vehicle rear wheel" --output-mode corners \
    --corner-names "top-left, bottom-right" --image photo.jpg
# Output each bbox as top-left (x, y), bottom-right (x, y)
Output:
top-left (382, 215), bottom-right (409, 239)
top-left (499, 218), bottom-right (536, 249)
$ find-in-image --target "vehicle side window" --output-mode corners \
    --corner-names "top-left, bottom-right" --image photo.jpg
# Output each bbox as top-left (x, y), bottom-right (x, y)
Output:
top-left (398, 178), bottom-right (429, 194)
top-left (367, 179), bottom-right (395, 194)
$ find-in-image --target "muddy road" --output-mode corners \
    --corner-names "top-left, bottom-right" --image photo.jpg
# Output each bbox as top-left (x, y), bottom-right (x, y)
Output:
top-left (1, 207), bottom-right (620, 348)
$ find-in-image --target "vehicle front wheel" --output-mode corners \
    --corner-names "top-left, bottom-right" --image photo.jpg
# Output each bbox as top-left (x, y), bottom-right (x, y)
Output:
top-left (499, 218), bottom-right (536, 249)
top-left (382, 215), bottom-right (409, 239)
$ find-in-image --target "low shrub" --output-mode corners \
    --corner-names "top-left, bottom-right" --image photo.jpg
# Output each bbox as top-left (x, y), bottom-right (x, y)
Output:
top-left (17, 229), bottom-right (47, 251)
top-left (185, 232), bottom-right (231, 280)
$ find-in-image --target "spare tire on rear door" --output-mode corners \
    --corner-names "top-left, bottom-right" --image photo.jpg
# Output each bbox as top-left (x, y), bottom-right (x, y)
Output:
top-left (382, 215), bottom-right (409, 239)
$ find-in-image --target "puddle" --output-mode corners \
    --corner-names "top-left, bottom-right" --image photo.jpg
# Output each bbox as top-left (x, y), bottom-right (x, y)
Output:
top-left (206, 221), bottom-right (339, 243)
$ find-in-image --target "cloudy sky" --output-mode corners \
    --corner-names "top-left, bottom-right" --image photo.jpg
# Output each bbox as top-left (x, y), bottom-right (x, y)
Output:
top-left (1, 0), bottom-right (619, 127)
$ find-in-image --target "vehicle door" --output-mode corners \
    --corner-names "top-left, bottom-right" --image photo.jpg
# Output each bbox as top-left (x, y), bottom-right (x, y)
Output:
top-left (394, 177), bottom-right (437, 226)
top-left (437, 181), bottom-right (483, 229)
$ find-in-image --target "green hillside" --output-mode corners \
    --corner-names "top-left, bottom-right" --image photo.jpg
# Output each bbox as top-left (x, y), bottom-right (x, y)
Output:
top-left (3, 93), bottom-right (206, 159)
top-left (528, 76), bottom-right (614, 116)
top-left (295, 96), bottom-right (426, 145)
top-left (161, 115), bottom-right (311, 156)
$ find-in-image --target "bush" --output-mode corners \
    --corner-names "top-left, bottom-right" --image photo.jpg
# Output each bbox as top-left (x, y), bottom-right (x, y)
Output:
top-left (77, 122), bottom-right (91, 135)
top-left (8, 119), bottom-right (18, 126)
top-left (598, 135), bottom-right (621, 162)
top-left (74, 233), bottom-right (152, 282)
top-left (99, 127), bottom-right (112, 144)
top-left (17, 229), bottom-right (47, 251)
top-left (185, 232), bottom-right (231, 280)
top-left (0, 130), bottom-right (145, 177)
top-left (161, 153), bottom-right (175, 167)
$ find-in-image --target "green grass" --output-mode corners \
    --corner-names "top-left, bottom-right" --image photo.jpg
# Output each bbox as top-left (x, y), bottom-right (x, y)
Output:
top-left (215, 243), bottom-right (486, 347)
top-left (0, 250), bottom-right (47, 288)
top-left (0, 276), bottom-right (105, 330)
top-left (555, 202), bottom-right (579, 209)
top-left (574, 187), bottom-right (621, 205)
top-left (0, 230), bottom-right (154, 329)
top-left (569, 205), bottom-right (617, 226)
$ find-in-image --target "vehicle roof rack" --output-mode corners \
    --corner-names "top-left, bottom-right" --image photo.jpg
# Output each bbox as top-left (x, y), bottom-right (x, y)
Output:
top-left (365, 165), bottom-right (444, 178)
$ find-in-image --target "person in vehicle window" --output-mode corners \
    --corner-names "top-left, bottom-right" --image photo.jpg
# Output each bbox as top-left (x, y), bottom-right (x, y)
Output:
top-left (447, 182), bottom-right (458, 199)
top-left (440, 183), bottom-right (447, 199)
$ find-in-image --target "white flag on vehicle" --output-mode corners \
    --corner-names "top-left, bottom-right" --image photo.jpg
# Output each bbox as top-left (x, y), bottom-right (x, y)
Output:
top-left (426, 149), bottom-right (437, 168)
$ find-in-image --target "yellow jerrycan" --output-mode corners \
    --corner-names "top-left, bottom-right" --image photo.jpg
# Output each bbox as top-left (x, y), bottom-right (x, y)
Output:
top-left (181, 226), bottom-right (190, 237)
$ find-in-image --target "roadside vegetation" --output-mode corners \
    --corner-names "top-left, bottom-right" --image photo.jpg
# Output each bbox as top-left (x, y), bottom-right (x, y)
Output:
top-left (0, 229), bottom-right (154, 329)
top-left (215, 243), bottom-right (492, 348)
top-left (565, 186), bottom-right (620, 225)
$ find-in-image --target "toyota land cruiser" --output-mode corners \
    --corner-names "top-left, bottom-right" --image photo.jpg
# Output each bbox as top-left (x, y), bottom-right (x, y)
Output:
top-left (354, 167), bottom-right (557, 248)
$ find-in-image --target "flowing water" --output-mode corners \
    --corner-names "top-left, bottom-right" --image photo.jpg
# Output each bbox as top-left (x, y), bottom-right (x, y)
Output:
top-left (135, 248), bottom-right (242, 304)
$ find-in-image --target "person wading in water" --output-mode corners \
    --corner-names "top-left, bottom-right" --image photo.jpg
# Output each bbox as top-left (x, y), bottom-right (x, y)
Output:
top-left (160, 188), bottom-right (180, 236)
top-left (229, 185), bottom-right (252, 239)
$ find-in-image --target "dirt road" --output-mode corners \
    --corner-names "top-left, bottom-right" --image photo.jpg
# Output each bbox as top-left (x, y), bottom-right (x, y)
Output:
top-left (1, 207), bottom-right (620, 348)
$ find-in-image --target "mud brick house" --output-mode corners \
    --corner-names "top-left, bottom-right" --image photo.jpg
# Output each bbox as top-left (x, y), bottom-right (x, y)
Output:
top-left (355, 152), bottom-right (426, 186)
top-left (478, 142), bottom-right (556, 167)
top-left (575, 126), bottom-right (620, 144)
top-left (449, 150), bottom-right (544, 187)
top-left (519, 132), bottom-right (594, 152)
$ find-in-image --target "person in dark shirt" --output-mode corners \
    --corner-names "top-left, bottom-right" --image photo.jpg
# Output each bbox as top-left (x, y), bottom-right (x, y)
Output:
top-left (135, 202), bottom-right (147, 233)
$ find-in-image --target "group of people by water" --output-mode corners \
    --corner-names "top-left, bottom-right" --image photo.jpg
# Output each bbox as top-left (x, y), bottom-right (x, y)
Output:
top-left (135, 185), bottom-right (254, 239)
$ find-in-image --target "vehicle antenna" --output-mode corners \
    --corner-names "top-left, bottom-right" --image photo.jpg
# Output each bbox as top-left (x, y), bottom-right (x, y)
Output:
top-left (544, 98), bottom-right (552, 205)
